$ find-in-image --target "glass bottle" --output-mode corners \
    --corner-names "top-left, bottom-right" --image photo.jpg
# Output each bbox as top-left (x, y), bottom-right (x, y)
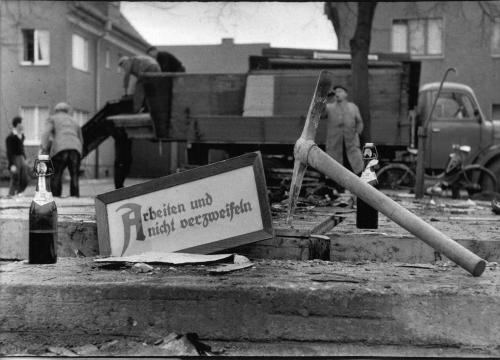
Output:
top-left (29, 154), bottom-right (58, 264)
top-left (356, 143), bottom-right (379, 229)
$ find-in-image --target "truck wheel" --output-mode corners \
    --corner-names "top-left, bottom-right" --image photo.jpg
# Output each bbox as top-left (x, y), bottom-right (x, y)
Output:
top-left (376, 164), bottom-right (416, 190)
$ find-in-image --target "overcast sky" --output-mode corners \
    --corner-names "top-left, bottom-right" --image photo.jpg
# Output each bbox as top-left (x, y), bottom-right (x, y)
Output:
top-left (120, 2), bottom-right (338, 49)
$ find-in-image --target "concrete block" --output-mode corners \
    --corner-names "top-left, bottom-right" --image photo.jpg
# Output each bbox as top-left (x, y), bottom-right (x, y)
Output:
top-left (0, 215), bottom-right (29, 260)
top-left (330, 212), bottom-right (500, 263)
top-left (0, 207), bottom-right (97, 260)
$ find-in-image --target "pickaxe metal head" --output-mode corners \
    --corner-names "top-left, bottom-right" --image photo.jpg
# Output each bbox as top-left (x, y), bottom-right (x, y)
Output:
top-left (286, 71), bottom-right (333, 224)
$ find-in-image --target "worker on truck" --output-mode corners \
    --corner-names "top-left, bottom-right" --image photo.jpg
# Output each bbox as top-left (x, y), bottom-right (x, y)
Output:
top-left (118, 55), bottom-right (161, 112)
top-left (323, 85), bottom-right (364, 191)
top-left (146, 46), bottom-right (185, 73)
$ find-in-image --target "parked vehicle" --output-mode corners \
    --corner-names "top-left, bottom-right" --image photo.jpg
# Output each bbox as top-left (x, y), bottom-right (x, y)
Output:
top-left (377, 144), bottom-right (497, 198)
top-left (80, 49), bottom-right (500, 189)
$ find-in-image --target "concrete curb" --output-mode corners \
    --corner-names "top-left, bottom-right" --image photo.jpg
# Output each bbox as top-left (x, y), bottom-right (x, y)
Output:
top-left (1, 258), bottom-right (499, 352)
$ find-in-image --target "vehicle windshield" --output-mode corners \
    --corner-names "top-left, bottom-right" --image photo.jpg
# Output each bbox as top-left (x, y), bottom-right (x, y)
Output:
top-left (434, 91), bottom-right (474, 119)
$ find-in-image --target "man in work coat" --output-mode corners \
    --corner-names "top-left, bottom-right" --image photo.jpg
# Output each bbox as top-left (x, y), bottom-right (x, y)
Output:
top-left (40, 102), bottom-right (83, 197)
top-left (324, 85), bottom-right (364, 186)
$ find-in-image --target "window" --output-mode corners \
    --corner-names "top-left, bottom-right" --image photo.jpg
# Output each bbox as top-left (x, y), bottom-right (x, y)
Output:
top-left (491, 20), bottom-right (500, 55)
top-left (105, 49), bottom-right (110, 69)
top-left (20, 106), bottom-right (49, 144)
top-left (392, 18), bottom-right (443, 56)
top-left (117, 52), bottom-right (123, 73)
top-left (492, 104), bottom-right (500, 119)
top-left (434, 92), bottom-right (473, 120)
top-left (73, 109), bottom-right (89, 127)
top-left (21, 29), bottom-right (50, 65)
top-left (72, 34), bottom-right (89, 71)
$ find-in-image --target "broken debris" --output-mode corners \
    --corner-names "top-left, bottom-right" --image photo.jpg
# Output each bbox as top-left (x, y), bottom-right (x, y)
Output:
top-left (156, 332), bottom-right (217, 356)
top-left (396, 264), bottom-right (436, 270)
top-left (47, 346), bottom-right (77, 357)
top-left (71, 344), bottom-right (100, 356)
top-left (209, 254), bottom-right (253, 274)
top-left (209, 261), bottom-right (254, 274)
top-left (132, 263), bottom-right (154, 273)
top-left (94, 252), bottom-right (234, 265)
top-left (310, 274), bottom-right (364, 283)
top-left (492, 199), bottom-right (500, 215)
top-left (158, 334), bottom-right (199, 356)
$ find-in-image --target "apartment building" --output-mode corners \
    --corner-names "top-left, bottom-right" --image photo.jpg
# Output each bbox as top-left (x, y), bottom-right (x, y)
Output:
top-left (0, 1), bottom-right (149, 178)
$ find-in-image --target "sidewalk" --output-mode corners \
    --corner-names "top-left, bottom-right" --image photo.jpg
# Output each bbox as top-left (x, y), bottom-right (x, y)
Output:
top-left (0, 177), bottom-right (148, 198)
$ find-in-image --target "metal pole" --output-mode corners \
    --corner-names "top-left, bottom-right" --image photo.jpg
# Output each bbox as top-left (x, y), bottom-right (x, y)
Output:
top-left (415, 67), bottom-right (456, 198)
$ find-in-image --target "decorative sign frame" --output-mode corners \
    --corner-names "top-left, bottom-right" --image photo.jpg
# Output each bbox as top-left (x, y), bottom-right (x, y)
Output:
top-left (95, 152), bottom-right (273, 256)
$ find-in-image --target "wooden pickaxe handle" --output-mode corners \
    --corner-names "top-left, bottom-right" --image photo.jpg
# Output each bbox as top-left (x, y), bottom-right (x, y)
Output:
top-left (286, 72), bottom-right (486, 277)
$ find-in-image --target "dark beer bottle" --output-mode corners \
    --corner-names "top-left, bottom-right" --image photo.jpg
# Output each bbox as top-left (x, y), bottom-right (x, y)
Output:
top-left (356, 143), bottom-right (379, 229)
top-left (29, 154), bottom-right (58, 264)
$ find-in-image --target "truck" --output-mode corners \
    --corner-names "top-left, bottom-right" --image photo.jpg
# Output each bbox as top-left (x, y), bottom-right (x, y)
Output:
top-left (81, 48), bottom-right (500, 192)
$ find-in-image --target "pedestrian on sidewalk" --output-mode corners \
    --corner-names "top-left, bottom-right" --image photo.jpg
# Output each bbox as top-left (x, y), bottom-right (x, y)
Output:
top-left (118, 55), bottom-right (161, 112)
top-left (146, 46), bottom-right (185, 73)
top-left (323, 85), bottom-right (364, 192)
top-left (5, 116), bottom-right (30, 196)
top-left (40, 102), bottom-right (83, 197)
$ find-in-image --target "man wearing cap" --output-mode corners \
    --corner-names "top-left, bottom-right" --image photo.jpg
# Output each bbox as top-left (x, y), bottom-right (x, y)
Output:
top-left (324, 85), bottom-right (364, 182)
top-left (146, 46), bottom-right (185, 73)
top-left (118, 54), bottom-right (161, 112)
top-left (40, 102), bottom-right (83, 197)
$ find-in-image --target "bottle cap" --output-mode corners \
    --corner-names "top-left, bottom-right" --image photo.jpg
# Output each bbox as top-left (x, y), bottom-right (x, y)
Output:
top-left (38, 154), bottom-right (50, 161)
top-left (365, 143), bottom-right (374, 147)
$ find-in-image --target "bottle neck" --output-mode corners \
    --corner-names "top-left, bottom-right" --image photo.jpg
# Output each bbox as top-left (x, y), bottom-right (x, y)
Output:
top-left (34, 174), bottom-right (53, 204)
top-left (36, 174), bottom-right (51, 193)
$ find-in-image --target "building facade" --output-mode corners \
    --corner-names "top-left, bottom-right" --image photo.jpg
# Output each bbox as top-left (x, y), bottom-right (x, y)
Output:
top-left (0, 1), bottom-right (149, 179)
top-left (158, 38), bottom-right (270, 73)
top-left (334, 1), bottom-right (500, 120)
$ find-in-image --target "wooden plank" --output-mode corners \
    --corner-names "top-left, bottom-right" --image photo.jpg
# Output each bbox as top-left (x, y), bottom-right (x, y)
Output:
top-left (243, 75), bottom-right (275, 116)
top-left (107, 113), bottom-right (152, 126)
top-left (187, 115), bottom-right (307, 144)
top-left (170, 74), bottom-right (247, 139)
top-left (311, 215), bottom-right (345, 235)
top-left (94, 197), bottom-right (111, 256)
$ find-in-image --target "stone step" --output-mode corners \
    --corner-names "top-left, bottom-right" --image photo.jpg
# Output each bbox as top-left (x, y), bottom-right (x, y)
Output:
top-left (2, 196), bottom-right (499, 264)
top-left (329, 211), bottom-right (500, 263)
top-left (1, 258), bottom-right (499, 355)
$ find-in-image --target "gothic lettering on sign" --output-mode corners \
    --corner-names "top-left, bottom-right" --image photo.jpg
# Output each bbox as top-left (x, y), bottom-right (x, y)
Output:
top-left (116, 202), bottom-right (145, 255)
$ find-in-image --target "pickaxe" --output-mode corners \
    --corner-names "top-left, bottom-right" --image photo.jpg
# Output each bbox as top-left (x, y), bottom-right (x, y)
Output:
top-left (286, 70), bottom-right (486, 277)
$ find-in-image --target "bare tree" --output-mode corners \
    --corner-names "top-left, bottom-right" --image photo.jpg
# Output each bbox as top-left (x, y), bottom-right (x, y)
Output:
top-left (325, 2), bottom-right (377, 142)
top-left (325, 1), bottom-right (500, 197)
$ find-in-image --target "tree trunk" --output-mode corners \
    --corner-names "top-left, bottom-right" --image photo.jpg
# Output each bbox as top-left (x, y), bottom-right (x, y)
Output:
top-left (349, 2), bottom-right (377, 143)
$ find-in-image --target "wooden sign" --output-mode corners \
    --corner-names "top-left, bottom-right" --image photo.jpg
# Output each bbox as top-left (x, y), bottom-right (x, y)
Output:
top-left (95, 152), bottom-right (273, 256)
